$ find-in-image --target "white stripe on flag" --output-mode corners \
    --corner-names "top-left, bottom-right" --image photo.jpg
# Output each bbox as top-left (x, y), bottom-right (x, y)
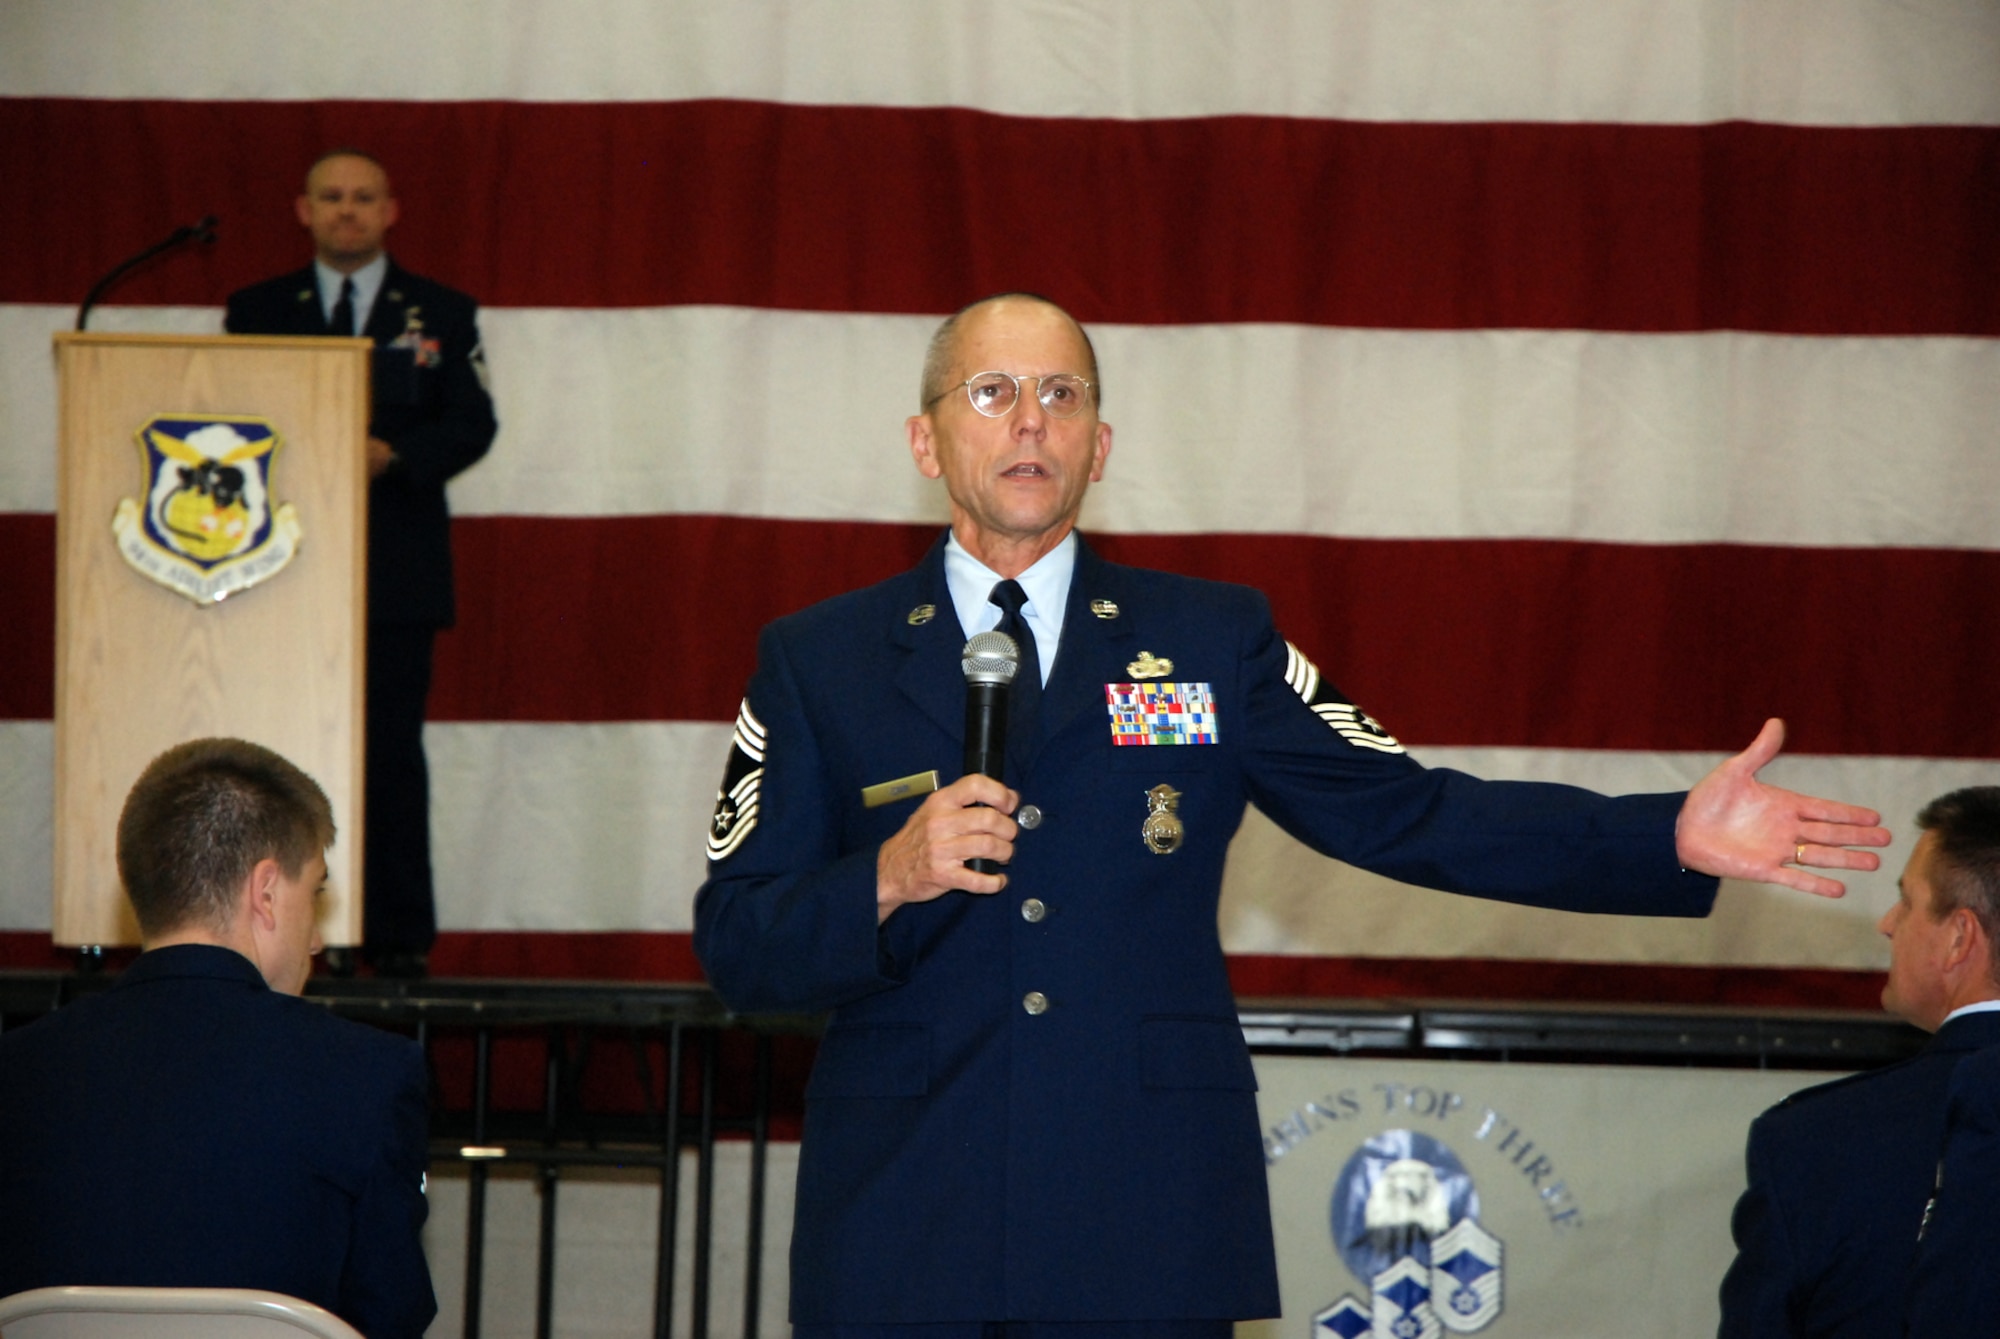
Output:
top-left (3, 0), bottom-right (1996, 126)
top-left (6, 303), bottom-right (1996, 550)
top-left (0, 719), bottom-right (1963, 969)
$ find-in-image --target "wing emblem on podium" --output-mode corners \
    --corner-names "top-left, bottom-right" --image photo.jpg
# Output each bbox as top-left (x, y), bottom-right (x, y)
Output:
top-left (112, 413), bottom-right (302, 605)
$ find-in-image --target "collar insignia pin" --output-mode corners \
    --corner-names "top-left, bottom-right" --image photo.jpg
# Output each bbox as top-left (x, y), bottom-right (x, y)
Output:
top-left (1127, 650), bottom-right (1173, 679)
top-left (1142, 784), bottom-right (1184, 855)
top-left (1090, 599), bottom-right (1119, 619)
top-left (907, 604), bottom-right (936, 626)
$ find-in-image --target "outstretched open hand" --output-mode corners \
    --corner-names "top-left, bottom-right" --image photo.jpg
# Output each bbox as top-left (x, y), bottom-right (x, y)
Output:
top-left (1674, 718), bottom-right (1891, 898)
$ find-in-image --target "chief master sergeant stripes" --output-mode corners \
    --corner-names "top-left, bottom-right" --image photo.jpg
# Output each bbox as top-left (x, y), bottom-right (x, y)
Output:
top-left (693, 292), bottom-right (1890, 1338)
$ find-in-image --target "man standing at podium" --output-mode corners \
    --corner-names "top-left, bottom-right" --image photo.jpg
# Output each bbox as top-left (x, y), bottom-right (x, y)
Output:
top-left (227, 149), bottom-right (497, 977)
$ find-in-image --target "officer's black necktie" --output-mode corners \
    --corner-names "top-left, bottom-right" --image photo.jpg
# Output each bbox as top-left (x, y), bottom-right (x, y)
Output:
top-left (988, 579), bottom-right (1041, 748)
top-left (330, 277), bottom-right (356, 336)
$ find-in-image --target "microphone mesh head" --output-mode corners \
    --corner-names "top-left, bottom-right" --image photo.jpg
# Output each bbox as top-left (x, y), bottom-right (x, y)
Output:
top-left (962, 631), bottom-right (1020, 685)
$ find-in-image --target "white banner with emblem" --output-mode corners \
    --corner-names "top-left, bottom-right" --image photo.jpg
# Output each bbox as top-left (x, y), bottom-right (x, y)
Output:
top-left (1247, 1056), bottom-right (1837, 1339)
top-left (403, 1053), bottom-right (1843, 1336)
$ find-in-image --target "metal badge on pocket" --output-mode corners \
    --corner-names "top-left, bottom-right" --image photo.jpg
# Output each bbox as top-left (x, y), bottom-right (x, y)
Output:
top-left (1142, 783), bottom-right (1184, 855)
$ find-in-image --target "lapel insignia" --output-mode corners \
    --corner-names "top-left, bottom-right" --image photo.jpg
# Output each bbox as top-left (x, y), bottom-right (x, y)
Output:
top-left (1142, 784), bottom-right (1184, 855)
top-left (907, 603), bottom-right (936, 626)
top-left (1127, 650), bottom-right (1173, 679)
top-left (111, 414), bottom-right (302, 605)
top-left (295, 289), bottom-right (314, 303)
top-left (1090, 598), bottom-right (1119, 619)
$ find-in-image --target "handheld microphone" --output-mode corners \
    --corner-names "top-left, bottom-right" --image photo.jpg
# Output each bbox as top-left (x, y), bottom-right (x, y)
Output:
top-left (961, 630), bottom-right (1019, 874)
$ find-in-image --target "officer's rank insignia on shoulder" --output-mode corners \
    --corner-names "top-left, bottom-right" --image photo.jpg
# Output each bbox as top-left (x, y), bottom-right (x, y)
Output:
top-left (706, 698), bottom-right (766, 861)
top-left (1104, 681), bottom-right (1218, 746)
top-left (111, 414), bottom-right (302, 605)
top-left (1284, 640), bottom-right (1404, 754)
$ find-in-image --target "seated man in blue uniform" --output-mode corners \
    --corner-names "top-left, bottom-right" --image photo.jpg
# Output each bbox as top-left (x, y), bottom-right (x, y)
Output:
top-left (1718, 785), bottom-right (2000, 1338)
top-left (693, 293), bottom-right (1892, 1338)
top-left (0, 738), bottom-right (436, 1339)
top-left (227, 149), bottom-right (498, 978)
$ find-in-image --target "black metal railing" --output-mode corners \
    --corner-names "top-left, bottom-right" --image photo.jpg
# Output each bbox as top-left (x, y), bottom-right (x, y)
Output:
top-left (0, 972), bottom-right (1925, 1337)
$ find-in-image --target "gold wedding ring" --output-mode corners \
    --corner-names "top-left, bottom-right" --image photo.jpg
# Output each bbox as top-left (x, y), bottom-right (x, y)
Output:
top-left (1794, 842), bottom-right (1807, 865)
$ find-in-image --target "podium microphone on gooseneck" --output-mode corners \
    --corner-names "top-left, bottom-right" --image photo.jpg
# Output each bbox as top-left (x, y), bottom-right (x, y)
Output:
top-left (961, 630), bottom-right (1019, 874)
top-left (75, 214), bottom-right (220, 331)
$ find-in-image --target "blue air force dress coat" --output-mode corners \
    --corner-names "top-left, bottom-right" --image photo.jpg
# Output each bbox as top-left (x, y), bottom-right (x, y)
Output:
top-left (1903, 1036), bottom-right (2000, 1337)
top-left (0, 944), bottom-right (436, 1337)
top-left (224, 261), bottom-right (496, 629)
top-left (694, 535), bottom-right (1717, 1326)
top-left (226, 262), bottom-right (496, 953)
top-left (1716, 1009), bottom-right (2000, 1339)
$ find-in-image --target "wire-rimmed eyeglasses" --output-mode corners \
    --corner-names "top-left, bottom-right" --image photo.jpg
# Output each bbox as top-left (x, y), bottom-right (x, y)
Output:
top-left (929, 370), bottom-right (1095, 419)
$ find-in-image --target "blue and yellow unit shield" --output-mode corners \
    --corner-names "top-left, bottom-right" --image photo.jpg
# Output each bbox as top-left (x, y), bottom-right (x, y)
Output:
top-left (112, 413), bottom-right (302, 604)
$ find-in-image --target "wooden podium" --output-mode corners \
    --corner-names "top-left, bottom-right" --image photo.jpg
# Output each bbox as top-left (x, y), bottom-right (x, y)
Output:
top-left (52, 332), bottom-right (370, 947)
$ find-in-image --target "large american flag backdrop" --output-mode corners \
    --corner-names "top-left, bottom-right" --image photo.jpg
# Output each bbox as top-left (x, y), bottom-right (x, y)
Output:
top-left (3, 2), bottom-right (1996, 1005)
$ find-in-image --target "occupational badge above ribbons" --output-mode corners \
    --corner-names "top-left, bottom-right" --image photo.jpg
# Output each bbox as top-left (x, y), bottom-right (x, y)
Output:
top-left (112, 413), bottom-right (302, 604)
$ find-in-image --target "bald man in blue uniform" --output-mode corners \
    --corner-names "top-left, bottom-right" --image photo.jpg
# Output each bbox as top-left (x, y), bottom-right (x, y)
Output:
top-left (694, 294), bottom-right (1891, 1337)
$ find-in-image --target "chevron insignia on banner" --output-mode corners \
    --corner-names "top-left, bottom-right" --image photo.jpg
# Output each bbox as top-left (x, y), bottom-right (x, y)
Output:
top-left (1317, 1129), bottom-right (1505, 1337)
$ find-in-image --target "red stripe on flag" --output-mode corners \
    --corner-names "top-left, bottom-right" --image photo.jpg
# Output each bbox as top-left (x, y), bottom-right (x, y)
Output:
top-left (0, 514), bottom-right (55, 719)
top-left (436, 516), bottom-right (1996, 757)
top-left (7, 512), bottom-right (1994, 757)
top-left (5, 99), bottom-right (1996, 334)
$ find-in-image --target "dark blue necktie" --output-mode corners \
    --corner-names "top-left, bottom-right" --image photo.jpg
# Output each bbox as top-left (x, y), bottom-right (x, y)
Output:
top-left (330, 277), bottom-right (356, 336)
top-left (988, 579), bottom-right (1041, 748)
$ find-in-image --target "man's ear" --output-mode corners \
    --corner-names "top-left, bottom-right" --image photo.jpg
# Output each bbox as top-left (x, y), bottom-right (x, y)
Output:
top-left (294, 194), bottom-right (314, 229)
top-left (1945, 907), bottom-right (1987, 976)
top-left (246, 857), bottom-right (284, 932)
top-left (907, 414), bottom-right (943, 480)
